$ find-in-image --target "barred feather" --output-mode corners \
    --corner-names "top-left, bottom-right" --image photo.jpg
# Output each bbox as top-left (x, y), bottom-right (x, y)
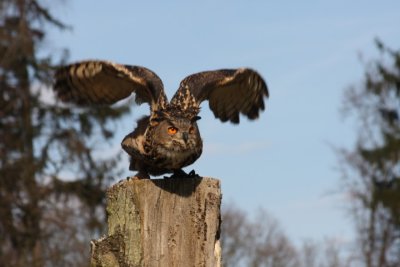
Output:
top-left (171, 68), bottom-right (268, 124)
top-left (54, 60), bottom-right (167, 110)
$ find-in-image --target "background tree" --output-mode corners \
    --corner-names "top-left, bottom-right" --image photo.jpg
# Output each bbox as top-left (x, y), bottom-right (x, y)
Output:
top-left (340, 39), bottom-right (400, 267)
top-left (221, 204), bottom-right (352, 267)
top-left (221, 204), bottom-right (298, 267)
top-left (0, 1), bottom-right (130, 266)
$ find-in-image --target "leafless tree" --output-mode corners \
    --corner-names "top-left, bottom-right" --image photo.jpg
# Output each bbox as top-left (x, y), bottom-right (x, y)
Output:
top-left (221, 204), bottom-right (299, 267)
top-left (221, 204), bottom-right (354, 267)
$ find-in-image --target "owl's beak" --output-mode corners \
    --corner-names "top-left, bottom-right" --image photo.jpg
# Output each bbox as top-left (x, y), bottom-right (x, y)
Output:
top-left (182, 132), bottom-right (189, 143)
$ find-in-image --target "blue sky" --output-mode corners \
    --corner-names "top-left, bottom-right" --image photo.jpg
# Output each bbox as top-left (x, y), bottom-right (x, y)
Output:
top-left (47, 1), bottom-right (400, 245)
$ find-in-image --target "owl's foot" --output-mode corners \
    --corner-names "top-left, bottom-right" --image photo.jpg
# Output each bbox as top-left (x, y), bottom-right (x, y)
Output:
top-left (165, 169), bottom-right (187, 179)
top-left (127, 171), bottom-right (150, 180)
top-left (188, 170), bottom-right (200, 178)
top-left (165, 169), bottom-right (200, 179)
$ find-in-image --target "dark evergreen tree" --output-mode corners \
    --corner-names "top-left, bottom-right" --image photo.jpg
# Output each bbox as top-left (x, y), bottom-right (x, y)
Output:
top-left (0, 1), bottom-right (130, 266)
top-left (340, 39), bottom-right (400, 267)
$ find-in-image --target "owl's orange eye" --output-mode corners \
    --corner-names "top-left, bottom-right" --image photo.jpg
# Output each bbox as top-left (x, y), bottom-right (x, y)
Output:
top-left (167, 127), bottom-right (178, 135)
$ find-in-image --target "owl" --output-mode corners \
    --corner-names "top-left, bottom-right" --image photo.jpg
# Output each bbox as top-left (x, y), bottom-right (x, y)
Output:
top-left (54, 60), bottom-right (269, 179)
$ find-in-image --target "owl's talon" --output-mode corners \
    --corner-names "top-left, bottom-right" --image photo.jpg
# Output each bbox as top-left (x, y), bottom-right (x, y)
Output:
top-left (129, 171), bottom-right (150, 180)
top-left (188, 170), bottom-right (200, 178)
top-left (128, 176), bottom-right (140, 180)
top-left (165, 169), bottom-right (191, 179)
top-left (164, 169), bottom-right (200, 179)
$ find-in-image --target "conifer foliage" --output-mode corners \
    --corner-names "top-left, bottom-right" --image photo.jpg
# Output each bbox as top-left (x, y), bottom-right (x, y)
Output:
top-left (0, 1), bottom-right (130, 266)
top-left (341, 39), bottom-right (400, 267)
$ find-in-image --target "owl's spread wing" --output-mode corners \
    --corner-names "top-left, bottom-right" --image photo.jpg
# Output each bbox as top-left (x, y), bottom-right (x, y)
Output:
top-left (54, 60), bottom-right (167, 110)
top-left (171, 68), bottom-right (268, 123)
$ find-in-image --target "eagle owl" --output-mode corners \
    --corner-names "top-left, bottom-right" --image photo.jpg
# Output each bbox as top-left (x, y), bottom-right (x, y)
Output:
top-left (54, 60), bottom-right (269, 179)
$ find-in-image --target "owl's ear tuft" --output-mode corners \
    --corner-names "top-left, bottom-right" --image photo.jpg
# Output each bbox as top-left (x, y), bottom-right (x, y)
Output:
top-left (191, 116), bottom-right (201, 122)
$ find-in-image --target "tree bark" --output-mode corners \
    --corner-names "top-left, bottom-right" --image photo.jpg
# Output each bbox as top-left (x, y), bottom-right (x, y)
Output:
top-left (90, 177), bottom-right (222, 267)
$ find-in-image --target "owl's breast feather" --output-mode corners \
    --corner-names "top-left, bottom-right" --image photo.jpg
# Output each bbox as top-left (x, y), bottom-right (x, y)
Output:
top-left (155, 146), bottom-right (202, 169)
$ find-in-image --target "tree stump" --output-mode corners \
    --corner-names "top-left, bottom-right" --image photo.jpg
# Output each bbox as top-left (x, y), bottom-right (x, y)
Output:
top-left (90, 177), bottom-right (222, 267)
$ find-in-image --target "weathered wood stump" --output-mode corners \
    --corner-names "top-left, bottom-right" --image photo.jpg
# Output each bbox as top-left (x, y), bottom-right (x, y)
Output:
top-left (90, 177), bottom-right (222, 267)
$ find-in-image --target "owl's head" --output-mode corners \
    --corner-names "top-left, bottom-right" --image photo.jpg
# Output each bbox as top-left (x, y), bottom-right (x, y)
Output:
top-left (150, 111), bottom-right (202, 150)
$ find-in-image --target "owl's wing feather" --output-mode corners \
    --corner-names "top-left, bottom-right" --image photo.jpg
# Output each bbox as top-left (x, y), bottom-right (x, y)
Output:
top-left (54, 60), bottom-right (166, 109)
top-left (172, 68), bottom-right (268, 123)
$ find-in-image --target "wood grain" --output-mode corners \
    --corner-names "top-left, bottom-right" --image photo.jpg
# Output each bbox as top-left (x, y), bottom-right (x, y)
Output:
top-left (90, 177), bottom-right (222, 267)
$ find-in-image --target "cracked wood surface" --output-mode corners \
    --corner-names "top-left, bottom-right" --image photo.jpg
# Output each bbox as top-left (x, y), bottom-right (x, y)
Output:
top-left (90, 177), bottom-right (222, 267)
